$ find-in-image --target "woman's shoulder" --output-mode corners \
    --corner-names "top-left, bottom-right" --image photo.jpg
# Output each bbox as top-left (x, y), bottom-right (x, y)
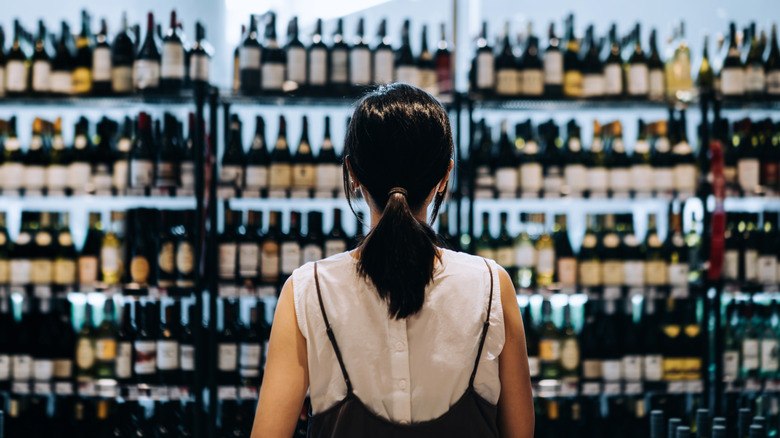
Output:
top-left (439, 248), bottom-right (500, 273)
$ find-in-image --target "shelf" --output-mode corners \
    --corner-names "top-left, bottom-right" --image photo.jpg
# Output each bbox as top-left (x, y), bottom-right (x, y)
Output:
top-left (474, 197), bottom-right (671, 215)
top-left (220, 90), bottom-right (455, 108)
top-left (470, 96), bottom-right (780, 112)
top-left (722, 197), bottom-right (780, 212)
top-left (0, 93), bottom-right (197, 108)
top-left (228, 196), bottom-right (356, 212)
top-left (0, 195), bottom-right (196, 211)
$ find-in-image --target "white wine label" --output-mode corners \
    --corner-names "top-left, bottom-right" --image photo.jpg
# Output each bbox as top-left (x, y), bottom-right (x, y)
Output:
top-left (10, 259), bottom-right (31, 285)
top-left (32, 61), bottom-right (51, 91)
top-left (33, 359), bottom-right (53, 381)
top-left (560, 339), bottom-right (580, 370)
top-left (239, 343), bottom-right (261, 367)
top-left (130, 160), bottom-right (154, 187)
top-left (579, 261), bottom-right (601, 286)
top-left (768, 70), bottom-right (780, 95)
top-left (31, 260), bottom-right (53, 285)
top-left (262, 63), bottom-right (285, 90)
top-left (269, 163), bottom-right (292, 189)
top-left (745, 249), bottom-right (759, 282)
top-left (0, 67), bottom-right (4, 97)
top-left (116, 342), bottom-right (132, 379)
top-left (496, 69), bottom-right (520, 96)
top-left (495, 168), bottom-right (519, 194)
top-left (557, 257), bottom-right (577, 286)
top-left (744, 65), bottom-right (765, 92)
top-left (302, 244), bottom-right (323, 264)
top-left (649, 69), bottom-right (665, 98)
top-left (24, 166), bottom-right (46, 190)
top-left (645, 260), bottom-right (667, 286)
top-left (630, 165), bottom-right (653, 192)
top-left (331, 49), bottom-right (348, 83)
top-left (622, 355), bottom-right (643, 381)
top-left (588, 168), bottom-right (609, 193)
top-left (564, 164), bottom-right (588, 193)
top-left (583, 74), bottom-right (605, 97)
top-left (539, 339), bottom-right (561, 361)
top-left (723, 350), bottom-right (739, 381)
top-left (54, 260), bottom-right (76, 286)
top-left (602, 261), bottom-right (624, 286)
top-left (286, 47), bottom-right (307, 84)
top-left (543, 51), bottom-right (563, 85)
top-left (244, 165), bottom-right (269, 189)
top-left (601, 360), bottom-right (622, 382)
top-left (583, 359), bottom-right (602, 379)
top-left (111, 66), bottom-right (133, 93)
top-left (50, 71), bottom-right (73, 94)
top-left (316, 164), bottom-right (340, 192)
top-left (261, 243), bottom-right (280, 280)
top-left (724, 250), bottom-right (739, 280)
top-left (239, 243), bottom-right (260, 276)
top-left (161, 43), bottom-right (185, 79)
top-left (180, 344), bottom-right (195, 371)
top-left (523, 69), bottom-right (544, 95)
top-left (134, 340), bottom-right (157, 374)
top-left (68, 162), bottom-right (92, 191)
top-left (644, 355), bottom-right (663, 381)
top-left (761, 339), bottom-right (779, 372)
top-left (0, 260), bottom-right (9, 284)
top-left (520, 163), bottom-right (543, 192)
top-left (350, 48), bottom-right (371, 84)
top-left (92, 47), bottom-right (112, 81)
top-left (527, 357), bottom-right (540, 377)
top-left (218, 344), bottom-right (238, 371)
top-left (758, 255), bottom-right (778, 285)
top-left (113, 160), bottom-right (130, 190)
top-left (221, 165), bottom-right (244, 187)
top-left (476, 52), bottom-right (495, 89)
top-left (721, 68), bottom-right (745, 96)
top-left (46, 165), bottom-right (68, 190)
top-left (604, 64), bottom-right (622, 94)
top-left (176, 242), bottom-right (195, 274)
top-left (420, 69), bottom-right (438, 96)
top-left (374, 50), bottom-right (395, 84)
top-left (134, 60), bottom-right (160, 89)
top-left (396, 66), bottom-right (420, 87)
top-left (737, 159), bottom-right (760, 193)
top-left (281, 242), bottom-right (302, 274)
top-left (78, 256), bottom-right (99, 285)
top-left (627, 64), bottom-right (648, 95)
top-left (536, 249), bottom-right (555, 274)
top-left (157, 340), bottom-right (179, 370)
top-left (674, 164), bottom-right (697, 192)
top-left (292, 164), bottom-right (317, 189)
top-left (309, 49), bottom-right (328, 85)
top-left (100, 247), bottom-right (121, 276)
top-left (190, 54), bottom-right (210, 82)
top-left (609, 168), bottom-right (630, 191)
top-left (12, 355), bottom-right (33, 380)
top-left (668, 263), bottom-right (689, 286)
top-left (75, 338), bottom-right (95, 370)
top-left (743, 339), bottom-right (759, 370)
top-left (239, 46), bottom-right (261, 69)
top-left (496, 247), bottom-right (514, 268)
top-left (218, 243), bottom-right (237, 279)
top-left (53, 359), bottom-right (72, 379)
top-left (3, 163), bottom-right (24, 190)
top-left (514, 245), bottom-right (536, 268)
top-left (653, 168), bottom-right (674, 192)
top-left (563, 71), bottom-right (584, 97)
top-left (6, 60), bottom-right (27, 91)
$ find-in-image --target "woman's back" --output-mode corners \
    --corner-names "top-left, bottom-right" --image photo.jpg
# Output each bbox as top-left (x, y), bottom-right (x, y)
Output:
top-left (293, 249), bottom-right (505, 424)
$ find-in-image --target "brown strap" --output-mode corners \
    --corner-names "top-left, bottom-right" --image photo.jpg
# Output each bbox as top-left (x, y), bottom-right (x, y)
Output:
top-left (469, 258), bottom-right (495, 388)
top-left (313, 262), bottom-right (353, 394)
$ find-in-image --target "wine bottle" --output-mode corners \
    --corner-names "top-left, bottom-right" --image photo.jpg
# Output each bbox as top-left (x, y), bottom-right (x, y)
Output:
top-left (320, 209), bottom-right (348, 258)
top-left (522, 27), bottom-right (544, 97)
top-left (517, 121), bottom-right (542, 197)
top-left (261, 12), bottom-right (285, 94)
top-left (645, 213), bottom-right (668, 288)
top-left (111, 12), bottom-right (134, 95)
top-left (281, 212), bottom-right (303, 277)
top-left (350, 18), bottom-right (371, 90)
top-left (541, 121), bottom-right (563, 197)
top-left (418, 24), bottom-right (438, 96)
top-left (582, 25), bottom-right (605, 99)
top-left (31, 20), bottom-right (52, 95)
top-left (25, 118), bottom-right (48, 194)
top-left (175, 211), bottom-right (196, 289)
top-left (244, 115), bottom-right (269, 194)
top-left (261, 211), bottom-right (282, 284)
top-left (285, 17), bottom-right (306, 91)
top-left (652, 121), bottom-right (675, 196)
top-left (302, 212), bottom-right (325, 264)
top-left (269, 115), bottom-right (292, 196)
top-left (627, 23), bottom-right (649, 98)
top-left (737, 119), bottom-right (760, 195)
top-left (435, 23), bottom-right (453, 95)
top-left (233, 24), bottom-right (245, 92)
top-left (114, 302), bottom-right (134, 384)
top-left (219, 207), bottom-right (239, 283)
top-left (578, 214), bottom-right (601, 288)
top-left (722, 22), bottom-right (745, 98)
top-left (30, 212), bottom-right (55, 286)
top-left (32, 298), bottom-right (56, 383)
top-left (672, 110), bottom-right (697, 197)
top-left (579, 301), bottom-right (600, 383)
top-left (543, 22), bottom-right (563, 97)
top-left (494, 212), bottom-right (514, 271)
top-left (495, 120), bottom-right (518, 197)
top-left (75, 302), bottom-right (96, 382)
top-left (631, 119), bottom-right (653, 197)
top-left (88, 19), bottom-right (112, 95)
top-left (94, 298), bottom-right (117, 380)
top-left (372, 18), bottom-right (394, 85)
top-left (239, 303), bottom-right (263, 387)
top-left (2, 117), bottom-right (24, 193)
top-left (134, 302), bottom-right (158, 384)
top-left (308, 18), bottom-right (329, 92)
top-left (50, 22), bottom-right (73, 96)
top-left (559, 305), bottom-right (580, 381)
top-left (743, 214), bottom-right (760, 285)
top-left (189, 22), bottom-right (211, 85)
top-left (239, 210), bottom-right (261, 286)
top-left (648, 28), bottom-right (666, 100)
top-left (9, 212), bottom-right (32, 286)
top-left (600, 299), bottom-right (622, 381)
top-left (620, 298), bottom-right (643, 381)
top-left (92, 118), bottom-right (116, 194)
top-left (563, 120), bottom-right (587, 196)
top-left (130, 113), bottom-right (155, 189)
top-left (534, 215), bottom-right (555, 287)
top-left (744, 22), bottom-right (766, 99)
top-left (538, 300), bottom-right (561, 379)
top-left (5, 20), bottom-right (28, 96)
top-left (330, 18), bottom-right (349, 95)
top-left (156, 114), bottom-right (179, 188)
top-left (562, 14), bottom-right (583, 98)
top-left (767, 24), bottom-right (780, 98)
top-left (599, 214), bottom-right (623, 290)
top-left (78, 213), bottom-right (101, 288)
top-left (68, 117), bottom-right (94, 194)
top-left (603, 24), bottom-right (623, 98)
top-left (221, 114), bottom-right (245, 190)
top-left (161, 10), bottom-right (185, 93)
top-left (472, 120), bottom-right (494, 198)
top-left (473, 21), bottom-right (495, 94)
top-left (52, 298), bottom-right (75, 389)
top-left (642, 298), bottom-right (664, 381)
top-left (157, 302), bottom-right (180, 384)
top-left (217, 299), bottom-right (240, 385)
top-left (100, 211), bottom-right (125, 286)
top-left (495, 22), bottom-right (519, 97)
top-left (179, 303), bottom-right (196, 387)
top-left (392, 19), bottom-right (423, 86)
top-left (587, 121), bottom-right (609, 197)
top-left (292, 115), bottom-right (316, 197)
top-left (607, 121), bottom-right (630, 197)
top-left (72, 10), bottom-right (93, 95)
top-left (128, 210), bottom-right (156, 287)
top-left (135, 12), bottom-right (161, 93)
top-left (315, 116), bottom-right (341, 198)
top-left (758, 213), bottom-right (778, 286)
top-left (0, 26), bottom-right (6, 98)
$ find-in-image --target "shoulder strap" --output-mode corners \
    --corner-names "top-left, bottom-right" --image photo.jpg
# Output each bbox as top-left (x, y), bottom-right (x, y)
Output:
top-left (469, 258), bottom-right (495, 388)
top-left (313, 262), bottom-right (353, 394)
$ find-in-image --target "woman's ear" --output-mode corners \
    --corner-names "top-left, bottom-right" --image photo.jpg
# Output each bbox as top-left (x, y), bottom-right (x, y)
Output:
top-left (345, 159), bottom-right (360, 191)
top-left (437, 159), bottom-right (454, 193)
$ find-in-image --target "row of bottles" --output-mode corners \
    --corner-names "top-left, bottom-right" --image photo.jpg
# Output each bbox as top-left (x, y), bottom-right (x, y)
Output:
top-left (722, 300), bottom-right (780, 384)
top-left (470, 15), bottom-right (780, 101)
top-left (0, 209), bottom-right (196, 292)
top-left (234, 14), bottom-right (452, 98)
top-left (219, 114), bottom-right (342, 199)
top-left (0, 10), bottom-right (211, 97)
top-left (0, 112), bottom-right (197, 196)
top-left (722, 212), bottom-right (780, 289)
top-left (643, 407), bottom-right (774, 438)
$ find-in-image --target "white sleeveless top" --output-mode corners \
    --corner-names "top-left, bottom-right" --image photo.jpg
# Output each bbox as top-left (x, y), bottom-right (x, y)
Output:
top-left (292, 249), bottom-right (505, 424)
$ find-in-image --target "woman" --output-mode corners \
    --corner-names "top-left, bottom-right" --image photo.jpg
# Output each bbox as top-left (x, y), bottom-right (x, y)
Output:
top-left (252, 83), bottom-right (534, 437)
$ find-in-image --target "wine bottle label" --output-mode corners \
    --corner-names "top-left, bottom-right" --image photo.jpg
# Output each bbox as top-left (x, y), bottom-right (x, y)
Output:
top-left (239, 47), bottom-right (261, 69)
top-left (95, 339), bottom-right (117, 360)
top-left (585, 167), bottom-right (609, 193)
top-left (563, 71), bottom-right (583, 97)
top-left (100, 247), bottom-right (121, 277)
top-left (564, 164), bottom-right (588, 193)
top-left (673, 164), bottom-right (697, 191)
top-left (218, 344), bottom-right (238, 371)
top-left (602, 261), bottom-right (624, 286)
top-left (745, 249), bottom-right (759, 282)
top-left (24, 165), bottom-right (46, 190)
top-left (744, 65), bottom-right (765, 92)
top-left (110, 160), bottom-right (129, 191)
top-left (325, 240), bottom-right (347, 258)
top-left (115, 342), bottom-right (132, 379)
top-left (0, 355), bottom-right (8, 381)
top-left (177, 241), bottom-right (195, 275)
top-left (91, 47), bottom-right (112, 82)
top-left (737, 158), bottom-right (760, 193)
top-left (523, 69), bottom-right (544, 95)
top-left (653, 167), bottom-right (674, 192)
top-left (496, 69), bottom-right (520, 96)
top-left (520, 163), bottom-right (543, 192)
top-left (514, 245), bottom-right (536, 269)
top-left (78, 256), bottom-right (99, 285)
top-left (190, 53), bottom-right (210, 82)
top-left (157, 340), bottom-right (179, 370)
top-left (543, 51), bottom-right (563, 85)
top-left (579, 260), bottom-right (601, 286)
top-left (130, 159), bottom-right (155, 187)
top-left (527, 356), bottom-right (540, 377)
top-left (495, 168), bottom-right (519, 194)
top-left (608, 168), bottom-right (630, 192)
top-left (180, 344), bottom-right (195, 371)
top-left (12, 355), bottom-right (33, 380)
top-left (6, 60), bottom-right (27, 92)
top-left (45, 165), bottom-right (67, 190)
top-left (93, 170), bottom-right (113, 192)
top-left (134, 340), bottom-right (157, 374)
top-left (134, 60), bottom-right (160, 89)
top-left (643, 355), bottom-right (663, 381)
top-left (316, 163), bottom-right (340, 192)
top-left (220, 165), bottom-right (244, 187)
top-left (627, 64), bottom-right (648, 95)
top-left (742, 339), bottom-right (759, 370)
top-left (475, 166), bottom-right (495, 192)
top-left (50, 71), bottom-right (73, 94)
top-left (396, 66), bottom-right (421, 88)
top-left (649, 69), bottom-right (664, 98)
top-left (292, 164), bottom-right (317, 189)
top-left (645, 260), bottom-right (667, 286)
top-left (475, 52), bottom-right (494, 89)
top-left (239, 242), bottom-right (260, 277)
top-left (31, 260), bottom-right (53, 284)
top-left (156, 162), bottom-right (177, 185)
top-left (582, 359), bottom-right (601, 379)
top-left (495, 247), bottom-right (514, 269)
top-left (758, 255), bottom-right (778, 284)
top-left (53, 359), bottom-right (72, 379)
top-left (601, 359), bottom-right (622, 381)
top-left (162, 42), bottom-right (185, 79)
top-left (536, 248), bottom-right (555, 275)
top-left (560, 339), bottom-right (579, 370)
top-left (721, 68), bottom-right (745, 96)
top-left (330, 49), bottom-right (348, 83)
top-left (72, 67), bottom-right (92, 93)
top-left (68, 162), bottom-right (92, 191)
top-left (3, 163), bottom-right (24, 190)
top-left (281, 242), bottom-right (302, 275)
top-left (302, 244), bottom-right (324, 264)
top-left (33, 359), bottom-right (53, 381)
top-left (768, 70), bottom-right (780, 95)
top-left (111, 66), bottom-right (133, 93)
top-left (0, 67), bottom-right (4, 97)
top-left (261, 241), bottom-right (280, 281)
top-left (180, 161), bottom-right (195, 189)
top-left (723, 350), bottom-right (739, 381)
top-left (539, 339), bottom-right (561, 361)
top-left (761, 339), bottom-right (779, 372)
top-left (583, 74), bottom-right (605, 97)
top-left (475, 248), bottom-right (497, 261)
top-left (308, 48), bottom-right (328, 85)
top-left (32, 61), bottom-right (51, 91)
top-left (239, 343), bottom-right (261, 368)
top-left (245, 165), bottom-right (269, 189)
top-left (630, 165), bottom-right (653, 192)
top-left (269, 163), bottom-right (292, 189)
top-left (603, 64), bottom-right (622, 95)
top-left (350, 48), bottom-right (371, 84)
top-left (10, 259), bottom-right (31, 285)
top-left (158, 242), bottom-right (175, 275)
top-left (622, 355), bottom-right (643, 381)
top-left (218, 243), bottom-right (237, 280)
top-left (724, 250), bottom-right (739, 280)
top-left (420, 68), bottom-right (439, 96)
top-left (54, 260), bottom-right (76, 285)
top-left (667, 263), bottom-right (689, 287)
top-left (557, 257), bottom-right (577, 286)
top-left (543, 170), bottom-right (563, 196)
top-left (261, 63), bottom-right (285, 90)
top-left (0, 259), bottom-right (9, 284)
top-left (75, 339), bottom-right (95, 370)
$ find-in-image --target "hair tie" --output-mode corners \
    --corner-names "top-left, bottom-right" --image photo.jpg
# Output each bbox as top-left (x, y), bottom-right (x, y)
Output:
top-left (388, 187), bottom-right (408, 198)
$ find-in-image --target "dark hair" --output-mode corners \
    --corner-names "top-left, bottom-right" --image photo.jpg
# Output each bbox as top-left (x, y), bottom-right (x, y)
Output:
top-left (343, 83), bottom-right (454, 319)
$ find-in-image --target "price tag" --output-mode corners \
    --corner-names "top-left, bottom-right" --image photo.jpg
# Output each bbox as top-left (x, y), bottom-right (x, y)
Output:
top-left (603, 286), bottom-right (622, 300)
top-left (239, 386), bottom-right (259, 400)
top-left (34, 382), bottom-right (52, 395)
top-left (99, 383), bottom-right (118, 398)
top-left (670, 287), bottom-right (689, 299)
top-left (581, 382), bottom-right (601, 396)
top-left (12, 381), bottom-right (30, 394)
top-left (219, 285), bottom-right (239, 298)
top-left (604, 382), bottom-right (622, 395)
top-left (33, 285), bottom-right (52, 299)
top-left (217, 386), bottom-right (238, 400)
top-left (667, 381), bottom-right (685, 394)
top-left (55, 382), bottom-right (74, 396)
top-left (625, 382), bottom-right (643, 395)
top-left (685, 380), bottom-right (703, 394)
top-left (150, 385), bottom-right (169, 399)
top-left (257, 286), bottom-right (276, 298)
